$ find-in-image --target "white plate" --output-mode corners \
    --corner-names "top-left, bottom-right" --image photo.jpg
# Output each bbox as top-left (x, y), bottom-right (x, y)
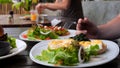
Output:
top-left (0, 39), bottom-right (27, 59)
top-left (29, 40), bottom-right (119, 68)
top-left (19, 29), bottom-right (76, 42)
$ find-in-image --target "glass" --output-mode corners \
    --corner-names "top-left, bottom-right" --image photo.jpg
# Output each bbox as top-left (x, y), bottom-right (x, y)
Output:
top-left (36, 14), bottom-right (50, 26)
top-left (30, 10), bottom-right (37, 21)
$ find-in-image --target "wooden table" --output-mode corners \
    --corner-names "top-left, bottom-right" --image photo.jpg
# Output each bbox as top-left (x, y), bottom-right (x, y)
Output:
top-left (0, 15), bottom-right (34, 27)
top-left (0, 14), bottom-right (77, 29)
top-left (0, 15), bottom-right (54, 28)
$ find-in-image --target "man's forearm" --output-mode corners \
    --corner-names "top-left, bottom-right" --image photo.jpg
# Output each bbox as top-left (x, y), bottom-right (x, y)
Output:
top-left (97, 14), bottom-right (120, 40)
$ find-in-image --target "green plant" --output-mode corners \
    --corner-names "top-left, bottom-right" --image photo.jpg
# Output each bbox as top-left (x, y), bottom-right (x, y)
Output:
top-left (12, 0), bottom-right (33, 11)
top-left (12, 0), bottom-right (55, 11)
top-left (0, 0), bottom-right (55, 11)
top-left (0, 0), bottom-right (12, 4)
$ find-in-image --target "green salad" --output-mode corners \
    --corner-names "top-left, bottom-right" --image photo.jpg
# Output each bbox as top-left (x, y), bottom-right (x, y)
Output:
top-left (35, 41), bottom-right (100, 66)
top-left (27, 25), bottom-right (58, 40)
top-left (35, 40), bottom-right (81, 66)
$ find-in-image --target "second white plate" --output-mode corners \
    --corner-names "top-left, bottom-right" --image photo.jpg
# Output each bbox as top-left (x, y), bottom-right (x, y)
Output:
top-left (19, 29), bottom-right (76, 42)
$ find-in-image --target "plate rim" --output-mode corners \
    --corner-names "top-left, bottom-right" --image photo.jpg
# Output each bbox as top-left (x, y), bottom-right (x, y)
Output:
top-left (0, 39), bottom-right (27, 59)
top-left (29, 39), bottom-right (120, 67)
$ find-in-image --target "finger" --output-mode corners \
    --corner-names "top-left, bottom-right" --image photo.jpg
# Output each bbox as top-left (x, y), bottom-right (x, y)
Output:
top-left (36, 4), bottom-right (44, 14)
top-left (79, 18), bottom-right (88, 30)
top-left (83, 17), bottom-right (89, 24)
top-left (76, 18), bottom-right (83, 30)
top-left (82, 17), bottom-right (88, 24)
top-left (84, 17), bottom-right (88, 21)
top-left (84, 17), bottom-right (96, 27)
top-left (36, 4), bottom-right (43, 9)
top-left (75, 30), bottom-right (87, 35)
top-left (35, 4), bottom-right (39, 9)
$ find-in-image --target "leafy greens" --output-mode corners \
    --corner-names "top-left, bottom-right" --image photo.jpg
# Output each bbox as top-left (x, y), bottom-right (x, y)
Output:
top-left (35, 42), bottom-right (80, 65)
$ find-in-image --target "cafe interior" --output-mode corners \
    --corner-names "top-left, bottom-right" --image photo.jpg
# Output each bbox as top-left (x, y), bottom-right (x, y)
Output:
top-left (0, 0), bottom-right (120, 68)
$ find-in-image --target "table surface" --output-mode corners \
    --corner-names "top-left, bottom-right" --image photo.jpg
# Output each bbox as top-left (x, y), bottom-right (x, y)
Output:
top-left (0, 40), bottom-right (120, 68)
top-left (0, 15), bottom-right (76, 28)
top-left (0, 15), bottom-right (34, 27)
top-left (0, 15), bottom-right (60, 28)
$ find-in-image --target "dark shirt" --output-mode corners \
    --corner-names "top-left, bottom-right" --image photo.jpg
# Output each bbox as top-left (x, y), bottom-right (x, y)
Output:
top-left (61, 0), bottom-right (84, 21)
top-left (60, 0), bottom-right (84, 29)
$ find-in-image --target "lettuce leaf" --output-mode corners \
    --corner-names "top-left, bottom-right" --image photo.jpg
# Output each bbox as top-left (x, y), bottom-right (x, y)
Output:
top-left (84, 44), bottom-right (100, 61)
top-left (7, 36), bottom-right (16, 48)
top-left (35, 45), bottom-right (79, 65)
top-left (27, 26), bottom-right (58, 40)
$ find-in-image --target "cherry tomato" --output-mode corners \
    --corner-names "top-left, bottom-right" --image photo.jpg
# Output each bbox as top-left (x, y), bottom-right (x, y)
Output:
top-left (22, 34), bottom-right (27, 38)
top-left (45, 37), bottom-right (50, 40)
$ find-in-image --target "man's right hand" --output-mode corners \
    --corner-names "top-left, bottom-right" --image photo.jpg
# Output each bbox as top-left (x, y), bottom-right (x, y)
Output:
top-left (76, 18), bottom-right (99, 39)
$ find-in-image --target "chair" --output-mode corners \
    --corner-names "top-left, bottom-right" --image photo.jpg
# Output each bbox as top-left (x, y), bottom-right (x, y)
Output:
top-left (82, 1), bottom-right (120, 25)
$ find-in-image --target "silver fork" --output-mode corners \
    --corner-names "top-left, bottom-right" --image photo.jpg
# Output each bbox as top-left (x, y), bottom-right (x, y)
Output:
top-left (62, 21), bottom-right (76, 29)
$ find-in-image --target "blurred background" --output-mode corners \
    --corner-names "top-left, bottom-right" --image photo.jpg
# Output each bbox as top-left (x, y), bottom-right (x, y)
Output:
top-left (0, 0), bottom-right (120, 41)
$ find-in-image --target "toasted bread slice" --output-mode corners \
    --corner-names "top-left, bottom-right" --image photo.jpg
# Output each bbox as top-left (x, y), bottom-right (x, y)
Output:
top-left (79, 40), bottom-right (107, 54)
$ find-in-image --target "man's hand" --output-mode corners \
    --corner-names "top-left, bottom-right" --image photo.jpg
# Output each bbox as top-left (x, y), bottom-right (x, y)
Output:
top-left (76, 18), bottom-right (99, 38)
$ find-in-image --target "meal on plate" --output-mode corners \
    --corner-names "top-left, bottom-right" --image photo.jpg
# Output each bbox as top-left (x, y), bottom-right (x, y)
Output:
top-left (0, 34), bottom-right (16, 48)
top-left (22, 25), bottom-right (69, 40)
top-left (0, 26), bottom-right (16, 48)
top-left (35, 34), bottom-right (107, 66)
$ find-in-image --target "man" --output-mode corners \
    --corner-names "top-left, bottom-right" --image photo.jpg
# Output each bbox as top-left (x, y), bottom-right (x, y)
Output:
top-left (76, 14), bottom-right (120, 40)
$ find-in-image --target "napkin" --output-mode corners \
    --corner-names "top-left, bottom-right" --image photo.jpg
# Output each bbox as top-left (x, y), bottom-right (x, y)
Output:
top-left (51, 18), bottom-right (61, 26)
